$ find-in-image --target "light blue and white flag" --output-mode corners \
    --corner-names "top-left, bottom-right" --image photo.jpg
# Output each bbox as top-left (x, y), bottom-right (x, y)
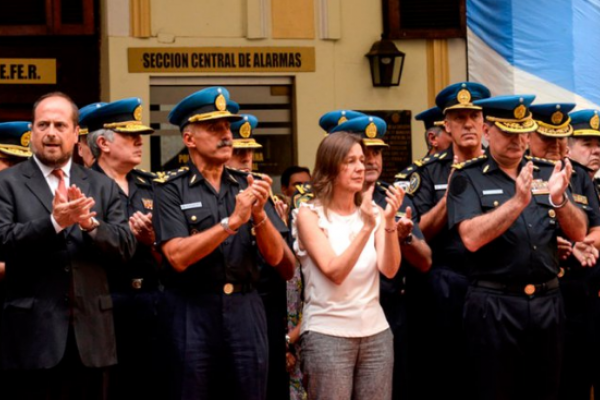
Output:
top-left (467, 0), bottom-right (600, 110)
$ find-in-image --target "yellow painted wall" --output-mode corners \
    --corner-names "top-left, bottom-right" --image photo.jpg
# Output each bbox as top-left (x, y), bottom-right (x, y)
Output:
top-left (102, 0), bottom-right (467, 172)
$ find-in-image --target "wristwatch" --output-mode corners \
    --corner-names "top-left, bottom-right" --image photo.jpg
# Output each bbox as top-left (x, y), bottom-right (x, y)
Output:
top-left (402, 233), bottom-right (413, 245)
top-left (220, 217), bottom-right (238, 235)
top-left (79, 217), bottom-right (99, 232)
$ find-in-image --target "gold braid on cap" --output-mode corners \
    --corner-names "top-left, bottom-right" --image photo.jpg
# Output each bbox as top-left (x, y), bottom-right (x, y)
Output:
top-left (536, 117), bottom-right (573, 136)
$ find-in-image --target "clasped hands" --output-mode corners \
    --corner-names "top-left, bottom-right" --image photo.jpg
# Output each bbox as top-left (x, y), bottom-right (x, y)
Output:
top-left (52, 185), bottom-right (96, 230)
top-left (229, 174), bottom-right (273, 230)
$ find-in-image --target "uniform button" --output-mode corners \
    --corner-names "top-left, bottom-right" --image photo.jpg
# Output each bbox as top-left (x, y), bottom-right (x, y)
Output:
top-left (493, 201), bottom-right (499, 207)
top-left (548, 209), bottom-right (556, 218)
top-left (532, 245), bottom-right (537, 250)
top-left (528, 224), bottom-right (533, 228)
top-left (400, 289), bottom-right (406, 295)
top-left (64, 266), bottom-right (70, 273)
top-left (191, 216), bottom-right (197, 221)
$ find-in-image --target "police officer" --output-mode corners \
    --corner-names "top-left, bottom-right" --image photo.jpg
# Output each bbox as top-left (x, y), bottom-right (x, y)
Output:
top-left (226, 114), bottom-right (295, 400)
top-left (569, 110), bottom-right (600, 196)
top-left (327, 112), bottom-right (432, 400)
top-left (406, 81), bottom-right (490, 399)
top-left (416, 106), bottom-right (452, 157)
top-left (153, 86), bottom-right (286, 400)
top-left (447, 95), bottom-right (587, 400)
top-left (84, 97), bottom-right (164, 399)
top-left (0, 121), bottom-right (32, 335)
top-left (76, 102), bottom-right (106, 167)
top-left (529, 103), bottom-right (600, 400)
top-left (0, 121), bottom-right (32, 170)
top-left (566, 109), bottom-right (600, 398)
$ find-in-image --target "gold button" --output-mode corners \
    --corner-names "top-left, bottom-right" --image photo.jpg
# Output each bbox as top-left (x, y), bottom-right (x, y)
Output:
top-left (191, 215), bottom-right (197, 221)
top-left (223, 283), bottom-right (234, 295)
top-left (548, 209), bottom-right (556, 218)
top-left (524, 284), bottom-right (536, 296)
top-left (557, 267), bottom-right (565, 278)
top-left (493, 201), bottom-right (499, 207)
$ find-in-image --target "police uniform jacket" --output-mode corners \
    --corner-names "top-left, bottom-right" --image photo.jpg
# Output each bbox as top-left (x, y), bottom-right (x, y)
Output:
top-left (92, 163), bottom-right (161, 292)
top-left (447, 152), bottom-right (570, 283)
top-left (0, 158), bottom-right (135, 369)
top-left (153, 163), bottom-right (287, 293)
top-left (408, 147), bottom-right (469, 271)
top-left (373, 181), bottom-right (424, 299)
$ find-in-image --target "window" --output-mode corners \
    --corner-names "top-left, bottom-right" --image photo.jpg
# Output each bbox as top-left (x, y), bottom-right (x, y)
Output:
top-left (384, 0), bottom-right (465, 39)
top-left (0, 0), bottom-right (94, 35)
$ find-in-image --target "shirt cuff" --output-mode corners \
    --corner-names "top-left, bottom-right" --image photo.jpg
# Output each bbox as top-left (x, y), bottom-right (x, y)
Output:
top-left (51, 215), bottom-right (65, 233)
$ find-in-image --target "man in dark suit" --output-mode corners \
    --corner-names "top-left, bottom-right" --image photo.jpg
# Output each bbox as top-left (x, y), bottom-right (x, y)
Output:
top-left (0, 92), bottom-right (136, 400)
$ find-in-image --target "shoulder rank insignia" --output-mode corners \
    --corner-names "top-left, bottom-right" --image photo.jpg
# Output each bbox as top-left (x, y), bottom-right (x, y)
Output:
top-left (153, 166), bottom-right (189, 184)
top-left (452, 155), bottom-right (488, 170)
top-left (524, 155), bottom-right (557, 166)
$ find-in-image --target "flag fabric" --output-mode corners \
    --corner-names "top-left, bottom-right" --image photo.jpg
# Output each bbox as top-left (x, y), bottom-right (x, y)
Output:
top-left (467, 0), bottom-right (600, 110)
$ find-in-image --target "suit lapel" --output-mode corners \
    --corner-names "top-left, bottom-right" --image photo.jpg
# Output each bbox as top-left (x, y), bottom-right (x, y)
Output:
top-left (23, 159), bottom-right (54, 214)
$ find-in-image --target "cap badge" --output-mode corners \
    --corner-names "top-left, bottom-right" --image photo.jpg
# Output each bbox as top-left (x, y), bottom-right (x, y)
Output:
top-left (457, 89), bottom-right (471, 105)
top-left (365, 122), bottom-right (377, 138)
top-left (21, 131), bottom-right (31, 147)
top-left (338, 116), bottom-right (348, 125)
top-left (591, 114), bottom-right (600, 130)
top-left (240, 122), bottom-right (252, 138)
top-left (134, 106), bottom-right (143, 122)
top-left (215, 94), bottom-right (227, 111)
top-left (514, 104), bottom-right (526, 120)
top-left (551, 111), bottom-right (563, 125)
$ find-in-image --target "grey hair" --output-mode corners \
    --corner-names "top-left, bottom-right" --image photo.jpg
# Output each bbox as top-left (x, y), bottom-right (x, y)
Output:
top-left (87, 129), bottom-right (115, 158)
top-left (425, 126), bottom-right (445, 150)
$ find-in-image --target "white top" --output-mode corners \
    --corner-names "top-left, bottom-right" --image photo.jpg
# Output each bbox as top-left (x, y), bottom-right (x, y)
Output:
top-left (292, 202), bottom-right (389, 338)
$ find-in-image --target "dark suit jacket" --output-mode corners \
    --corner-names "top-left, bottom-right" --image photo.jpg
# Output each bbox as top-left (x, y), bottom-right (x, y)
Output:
top-left (0, 158), bottom-right (136, 370)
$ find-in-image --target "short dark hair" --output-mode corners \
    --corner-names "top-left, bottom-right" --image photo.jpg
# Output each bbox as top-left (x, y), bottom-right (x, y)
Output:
top-left (281, 165), bottom-right (311, 188)
top-left (32, 92), bottom-right (79, 126)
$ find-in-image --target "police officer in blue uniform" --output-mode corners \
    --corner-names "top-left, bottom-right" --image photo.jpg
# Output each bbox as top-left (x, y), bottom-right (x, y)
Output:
top-left (226, 114), bottom-right (294, 400)
top-left (529, 103), bottom-right (600, 400)
top-left (416, 106), bottom-right (452, 157)
top-left (76, 102), bottom-right (106, 168)
top-left (328, 113), bottom-right (432, 400)
top-left (0, 121), bottom-right (32, 170)
top-left (84, 97), bottom-right (164, 399)
top-left (406, 82), bottom-right (490, 398)
top-left (447, 95), bottom-right (588, 400)
top-left (566, 109), bottom-right (600, 399)
top-left (153, 87), bottom-right (287, 400)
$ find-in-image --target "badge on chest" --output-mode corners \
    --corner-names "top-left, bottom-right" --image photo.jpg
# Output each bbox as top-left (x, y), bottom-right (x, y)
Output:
top-left (531, 179), bottom-right (550, 195)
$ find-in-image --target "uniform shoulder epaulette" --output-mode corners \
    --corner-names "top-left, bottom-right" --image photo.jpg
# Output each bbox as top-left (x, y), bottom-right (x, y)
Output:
top-left (395, 162), bottom-right (421, 180)
top-left (524, 155), bottom-right (557, 166)
top-left (132, 168), bottom-right (158, 185)
top-left (375, 180), bottom-right (391, 194)
top-left (420, 151), bottom-right (451, 167)
top-left (153, 166), bottom-right (190, 183)
top-left (452, 154), bottom-right (488, 170)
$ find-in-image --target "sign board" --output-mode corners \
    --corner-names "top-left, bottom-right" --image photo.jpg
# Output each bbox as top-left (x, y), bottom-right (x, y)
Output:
top-left (128, 47), bottom-right (315, 73)
top-left (0, 59), bottom-right (56, 84)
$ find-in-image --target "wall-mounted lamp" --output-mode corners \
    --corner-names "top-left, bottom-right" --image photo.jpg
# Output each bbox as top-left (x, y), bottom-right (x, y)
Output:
top-left (366, 36), bottom-right (405, 87)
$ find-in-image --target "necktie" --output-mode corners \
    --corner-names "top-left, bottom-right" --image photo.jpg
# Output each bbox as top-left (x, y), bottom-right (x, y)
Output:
top-left (52, 169), bottom-right (68, 199)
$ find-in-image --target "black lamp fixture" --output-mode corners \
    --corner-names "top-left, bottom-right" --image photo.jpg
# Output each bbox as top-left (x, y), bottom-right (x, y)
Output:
top-left (366, 36), bottom-right (405, 87)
